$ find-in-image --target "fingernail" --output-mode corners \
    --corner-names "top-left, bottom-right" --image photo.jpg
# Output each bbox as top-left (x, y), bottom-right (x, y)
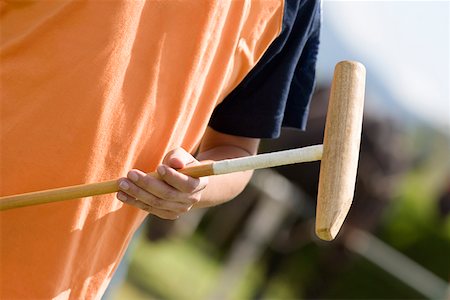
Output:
top-left (157, 165), bottom-right (166, 176)
top-left (128, 171), bottom-right (139, 182)
top-left (119, 180), bottom-right (130, 190)
top-left (117, 192), bottom-right (127, 201)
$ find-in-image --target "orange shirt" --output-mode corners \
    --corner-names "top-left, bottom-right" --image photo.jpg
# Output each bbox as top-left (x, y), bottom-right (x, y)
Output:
top-left (0, 1), bottom-right (283, 299)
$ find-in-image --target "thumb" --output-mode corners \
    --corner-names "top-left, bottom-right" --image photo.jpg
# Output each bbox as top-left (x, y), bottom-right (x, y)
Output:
top-left (162, 148), bottom-right (197, 170)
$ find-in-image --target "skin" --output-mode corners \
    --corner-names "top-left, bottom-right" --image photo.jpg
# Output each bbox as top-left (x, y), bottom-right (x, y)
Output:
top-left (116, 127), bottom-right (260, 219)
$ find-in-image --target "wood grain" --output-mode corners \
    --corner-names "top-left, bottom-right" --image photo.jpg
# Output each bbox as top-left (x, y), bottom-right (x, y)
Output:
top-left (0, 146), bottom-right (323, 211)
top-left (315, 61), bottom-right (366, 241)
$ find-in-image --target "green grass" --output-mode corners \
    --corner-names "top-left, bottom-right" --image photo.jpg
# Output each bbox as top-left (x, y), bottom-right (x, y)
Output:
top-left (126, 236), bottom-right (220, 300)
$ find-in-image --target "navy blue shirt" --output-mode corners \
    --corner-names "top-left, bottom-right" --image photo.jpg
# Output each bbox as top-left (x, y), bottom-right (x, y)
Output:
top-left (209, 0), bottom-right (321, 138)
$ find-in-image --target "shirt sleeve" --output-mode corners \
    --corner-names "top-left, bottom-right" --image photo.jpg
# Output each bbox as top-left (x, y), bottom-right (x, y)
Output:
top-left (208, 0), bottom-right (321, 138)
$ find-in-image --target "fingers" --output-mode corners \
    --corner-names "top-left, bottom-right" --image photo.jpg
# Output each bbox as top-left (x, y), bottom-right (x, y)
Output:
top-left (116, 167), bottom-right (206, 219)
top-left (116, 148), bottom-right (207, 218)
top-left (117, 177), bottom-right (185, 208)
top-left (117, 191), bottom-right (181, 220)
top-left (126, 169), bottom-right (203, 204)
top-left (163, 148), bottom-right (197, 169)
top-left (159, 147), bottom-right (208, 193)
top-left (118, 173), bottom-right (197, 207)
top-left (157, 165), bottom-right (207, 194)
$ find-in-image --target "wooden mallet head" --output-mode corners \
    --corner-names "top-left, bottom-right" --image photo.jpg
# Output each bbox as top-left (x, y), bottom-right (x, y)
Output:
top-left (315, 61), bottom-right (366, 241)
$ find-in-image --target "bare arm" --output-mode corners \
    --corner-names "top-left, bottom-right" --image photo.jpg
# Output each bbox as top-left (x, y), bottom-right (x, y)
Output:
top-left (194, 127), bottom-right (259, 207)
top-left (116, 127), bottom-right (259, 219)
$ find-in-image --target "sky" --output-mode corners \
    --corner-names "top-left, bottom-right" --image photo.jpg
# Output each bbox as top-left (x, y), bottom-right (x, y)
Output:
top-left (315, 0), bottom-right (449, 135)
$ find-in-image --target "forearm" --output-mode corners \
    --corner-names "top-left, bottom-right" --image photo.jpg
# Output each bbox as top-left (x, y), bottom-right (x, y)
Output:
top-left (194, 145), bottom-right (255, 208)
top-left (193, 127), bottom-right (260, 208)
top-left (117, 127), bottom-right (259, 218)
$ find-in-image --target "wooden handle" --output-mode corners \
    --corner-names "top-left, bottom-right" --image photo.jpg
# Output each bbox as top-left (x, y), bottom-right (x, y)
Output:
top-left (0, 164), bottom-right (215, 211)
top-left (316, 61), bottom-right (366, 241)
top-left (0, 145), bottom-right (323, 211)
top-left (0, 180), bottom-right (121, 211)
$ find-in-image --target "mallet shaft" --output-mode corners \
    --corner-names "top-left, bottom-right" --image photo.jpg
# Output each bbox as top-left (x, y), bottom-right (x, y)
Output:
top-left (0, 145), bottom-right (323, 211)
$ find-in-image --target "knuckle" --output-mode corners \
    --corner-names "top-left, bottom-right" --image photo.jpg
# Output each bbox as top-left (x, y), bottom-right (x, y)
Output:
top-left (162, 189), bottom-right (177, 200)
top-left (142, 206), bottom-right (152, 213)
top-left (188, 195), bottom-right (200, 205)
top-left (130, 186), bottom-right (145, 200)
top-left (150, 198), bottom-right (163, 208)
top-left (155, 213), bottom-right (168, 219)
top-left (141, 175), bottom-right (154, 189)
top-left (161, 213), bottom-right (179, 220)
top-left (163, 148), bottom-right (180, 163)
top-left (185, 178), bottom-right (200, 192)
top-left (136, 202), bottom-right (150, 212)
top-left (178, 205), bottom-right (191, 213)
top-left (169, 148), bottom-right (181, 156)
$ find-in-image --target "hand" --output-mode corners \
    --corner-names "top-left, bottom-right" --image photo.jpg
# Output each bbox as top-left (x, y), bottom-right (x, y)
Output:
top-left (116, 148), bottom-right (208, 219)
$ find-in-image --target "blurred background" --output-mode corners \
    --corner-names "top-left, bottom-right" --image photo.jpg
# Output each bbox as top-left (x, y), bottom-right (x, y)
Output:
top-left (105, 1), bottom-right (449, 299)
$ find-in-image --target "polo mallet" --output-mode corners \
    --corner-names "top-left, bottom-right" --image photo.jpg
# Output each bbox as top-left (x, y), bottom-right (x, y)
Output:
top-left (0, 61), bottom-right (366, 241)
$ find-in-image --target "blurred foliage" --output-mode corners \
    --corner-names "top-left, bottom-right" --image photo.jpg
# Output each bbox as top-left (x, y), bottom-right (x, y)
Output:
top-left (378, 126), bottom-right (450, 280)
top-left (116, 234), bottom-right (265, 300)
top-left (126, 236), bottom-right (220, 300)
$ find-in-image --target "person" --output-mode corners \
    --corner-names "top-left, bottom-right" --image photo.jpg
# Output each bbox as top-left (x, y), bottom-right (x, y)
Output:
top-left (0, 0), bottom-right (321, 299)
